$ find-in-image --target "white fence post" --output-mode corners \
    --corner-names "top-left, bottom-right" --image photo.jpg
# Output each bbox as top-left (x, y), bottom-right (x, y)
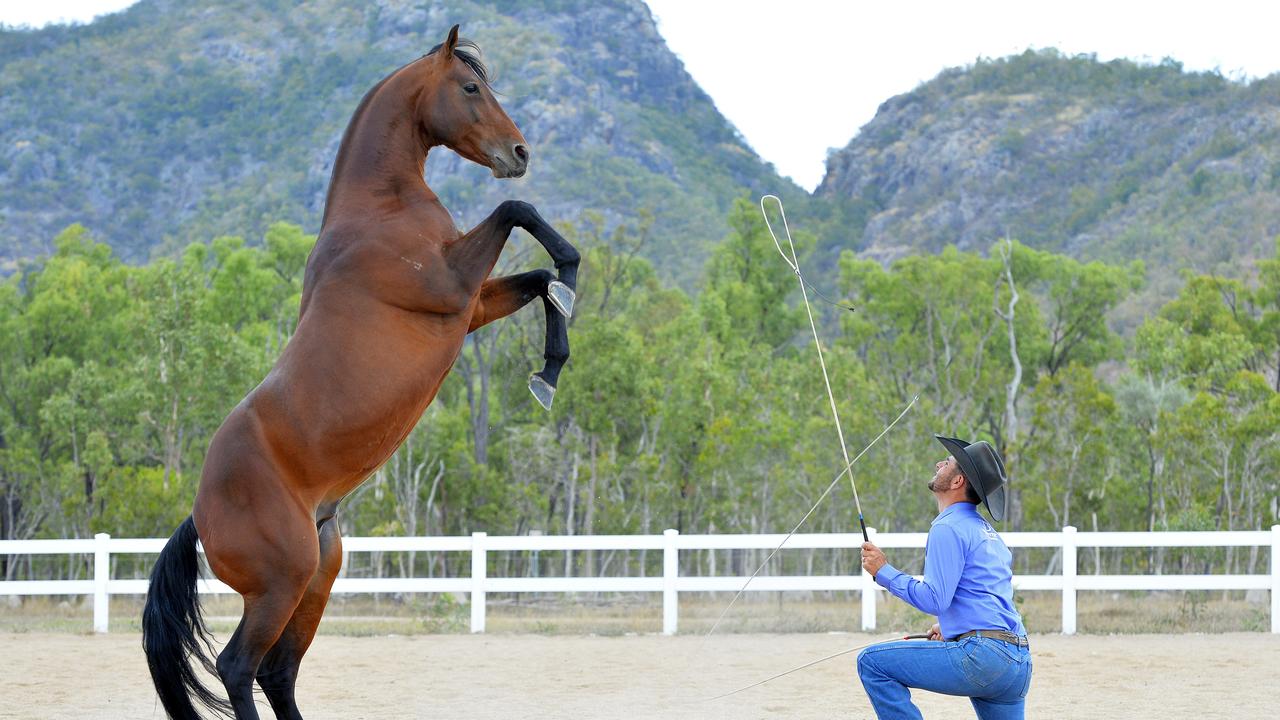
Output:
top-left (862, 527), bottom-right (877, 631)
top-left (1271, 525), bottom-right (1279, 634)
top-left (470, 532), bottom-right (486, 633)
top-left (1062, 526), bottom-right (1077, 635)
top-left (93, 533), bottom-right (110, 633)
top-left (663, 529), bottom-right (678, 635)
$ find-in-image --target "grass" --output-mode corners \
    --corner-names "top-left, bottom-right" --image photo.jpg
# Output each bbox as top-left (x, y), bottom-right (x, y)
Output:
top-left (0, 590), bottom-right (1270, 636)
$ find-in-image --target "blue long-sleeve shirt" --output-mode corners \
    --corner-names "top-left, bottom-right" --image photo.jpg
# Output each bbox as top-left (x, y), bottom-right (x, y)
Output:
top-left (873, 502), bottom-right (1026, 639)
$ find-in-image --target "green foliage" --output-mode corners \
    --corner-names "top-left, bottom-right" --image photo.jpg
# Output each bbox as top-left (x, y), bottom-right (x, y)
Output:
top-left (1136, 274), bottom-right (1261, 389)
top-left (701, 198), bottom-right (807, 349)
top-left (0, 223), bottom-right (313, 546)
top-left (943, 49), bottom-right (1229, 103)
top-left (1018, 364), bottom-right (1118, 528)
top-left (1006, 241), bottom-right (1143, 374)
top-left (996, 129), bottom-right (1029, 158)
top-left (1, 213), bottom-right (1276, 589)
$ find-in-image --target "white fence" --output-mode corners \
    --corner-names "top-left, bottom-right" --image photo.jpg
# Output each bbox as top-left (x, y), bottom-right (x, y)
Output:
top-left (1, 526), bottom-right (1276, 635)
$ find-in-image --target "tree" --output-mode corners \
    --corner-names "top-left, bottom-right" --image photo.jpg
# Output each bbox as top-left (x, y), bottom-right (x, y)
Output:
top-left (1113, 373), bottom-right (1190, 537)
top-left (1020, 364), bottom-right (1117, 533)
top-left (1140, 274), bottom-right (1256, 391)
top-left (1007, 243), bottom-right (1142, 376)
top-left (701, 197), bottom-right (806, 350)
top-left (1253, 236), bottom-right (1280, 391)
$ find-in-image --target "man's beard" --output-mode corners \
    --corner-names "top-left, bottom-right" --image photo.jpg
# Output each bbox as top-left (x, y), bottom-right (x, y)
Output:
top-left (927, 477), bottom-right (942, 492)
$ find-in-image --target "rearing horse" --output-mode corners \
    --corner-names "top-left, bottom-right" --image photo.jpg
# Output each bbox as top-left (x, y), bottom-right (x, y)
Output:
top-left (142, 26), bottom-right (579, 720)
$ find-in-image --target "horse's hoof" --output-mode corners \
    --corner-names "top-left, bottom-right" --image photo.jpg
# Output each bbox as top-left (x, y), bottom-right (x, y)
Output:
top-left (528, 373), bottom-right (556, 410)
top-left (548, 281), bottom-right (575, 318)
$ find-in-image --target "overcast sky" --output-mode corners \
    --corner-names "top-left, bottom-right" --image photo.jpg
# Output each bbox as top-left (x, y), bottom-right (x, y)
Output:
top-left (6, 1), bottom-right (1280, 190)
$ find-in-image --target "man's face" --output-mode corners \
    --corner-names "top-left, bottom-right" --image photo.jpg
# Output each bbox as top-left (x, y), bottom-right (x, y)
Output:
top-left (928, 456), bottom-right (961, 493)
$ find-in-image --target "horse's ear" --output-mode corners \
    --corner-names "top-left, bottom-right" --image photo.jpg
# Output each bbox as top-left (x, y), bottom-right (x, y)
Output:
top-left (442, 24), bottom-right (460, 59)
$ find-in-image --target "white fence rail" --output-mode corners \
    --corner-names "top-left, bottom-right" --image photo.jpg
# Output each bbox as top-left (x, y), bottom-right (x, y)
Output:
top-left (1, 526), bottom-right (1276, 635)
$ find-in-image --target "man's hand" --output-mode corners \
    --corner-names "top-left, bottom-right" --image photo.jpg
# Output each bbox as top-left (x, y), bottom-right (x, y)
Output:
top-left (926, 623), bottom-right (942, 641)
top-left (860, 541), bottom-right (886, 577)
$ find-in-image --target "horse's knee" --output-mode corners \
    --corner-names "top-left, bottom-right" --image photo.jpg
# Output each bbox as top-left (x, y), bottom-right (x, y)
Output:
top-left (557, 244), bottom-right (580, 268)
top-left (498, 199), bottom-right (536, 224)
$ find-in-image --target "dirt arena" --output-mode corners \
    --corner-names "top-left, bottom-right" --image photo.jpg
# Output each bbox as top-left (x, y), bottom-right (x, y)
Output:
top-left (2, 632), bottom-right (1276, 719)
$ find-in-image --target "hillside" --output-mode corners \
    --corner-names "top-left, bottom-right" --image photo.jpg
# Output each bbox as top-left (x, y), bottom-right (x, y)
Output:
top-left (818, 50), bottom-right (1280, 307)
top-left (6, 14), bottom-right (1280, 303)
top-left (0, 0), bottom-right (805, 281)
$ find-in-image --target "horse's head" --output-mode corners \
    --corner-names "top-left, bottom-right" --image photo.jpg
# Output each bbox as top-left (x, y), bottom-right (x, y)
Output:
top-left (418, 25), bottom-right (529, 179)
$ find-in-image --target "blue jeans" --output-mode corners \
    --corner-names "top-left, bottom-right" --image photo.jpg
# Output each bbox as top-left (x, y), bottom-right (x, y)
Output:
top-left (857, 636), bottom-right (1032, 719)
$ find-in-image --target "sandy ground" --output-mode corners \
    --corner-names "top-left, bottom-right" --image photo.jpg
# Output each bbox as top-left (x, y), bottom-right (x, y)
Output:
top-left (1, 632), bottom-right (1276, 719)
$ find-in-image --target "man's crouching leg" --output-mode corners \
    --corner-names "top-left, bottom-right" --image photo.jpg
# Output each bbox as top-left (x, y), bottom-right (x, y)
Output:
top-left (857, 641), bottom-right (934, 720)
top-left (857, 638), bottom-right (1030, 720)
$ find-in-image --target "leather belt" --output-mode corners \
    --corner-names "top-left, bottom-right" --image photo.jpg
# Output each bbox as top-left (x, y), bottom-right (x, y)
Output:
top-left (950, 629), bottom-right (1029, 648)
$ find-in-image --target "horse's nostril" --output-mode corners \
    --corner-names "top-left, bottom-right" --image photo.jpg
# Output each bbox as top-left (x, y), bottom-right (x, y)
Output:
top-left (513, 144), bottom-right (529, 163)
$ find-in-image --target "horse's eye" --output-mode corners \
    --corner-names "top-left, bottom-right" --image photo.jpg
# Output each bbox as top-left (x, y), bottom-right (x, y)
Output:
top-left (463, 83), bottom-right (480, 95)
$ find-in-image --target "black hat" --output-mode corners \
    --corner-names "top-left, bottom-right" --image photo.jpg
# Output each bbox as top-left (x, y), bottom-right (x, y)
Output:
top-left (934, 435), bottom-right (1009, 521)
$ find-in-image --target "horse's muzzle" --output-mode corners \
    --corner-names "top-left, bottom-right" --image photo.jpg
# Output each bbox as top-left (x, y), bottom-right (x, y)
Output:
top-left (490, 144), bottom-right (529, 178)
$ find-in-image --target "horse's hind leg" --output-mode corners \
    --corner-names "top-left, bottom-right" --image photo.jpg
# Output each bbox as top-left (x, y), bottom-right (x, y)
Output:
top-left (256, 514), bottom-right (343, 720)
top-left (216, 579), bottom-right (311, 719)
top-left (203, 513), bottom-right (318, 719)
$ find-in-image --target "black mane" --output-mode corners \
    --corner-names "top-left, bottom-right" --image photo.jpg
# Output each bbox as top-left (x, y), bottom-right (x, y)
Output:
top-left (427, 37), bottom-right (490, 86)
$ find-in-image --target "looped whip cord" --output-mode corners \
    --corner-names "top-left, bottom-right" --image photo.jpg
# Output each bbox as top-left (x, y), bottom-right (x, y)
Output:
top-left (761, 194), bottom-right (865, 540)
top-left (696, 197), bottom-right (919, 643)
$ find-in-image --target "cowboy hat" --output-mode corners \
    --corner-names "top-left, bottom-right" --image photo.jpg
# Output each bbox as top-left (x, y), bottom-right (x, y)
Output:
top-left (934, 435), bottom-right (1009, 521)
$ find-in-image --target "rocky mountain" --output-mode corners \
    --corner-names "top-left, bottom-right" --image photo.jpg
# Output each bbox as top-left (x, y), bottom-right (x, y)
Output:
top-left (0, 0), bottom-right (804, 281)
top-left (818, 50), bottom-right (1280, 304)
top-left (6, 10), bottom-right (1278, 304)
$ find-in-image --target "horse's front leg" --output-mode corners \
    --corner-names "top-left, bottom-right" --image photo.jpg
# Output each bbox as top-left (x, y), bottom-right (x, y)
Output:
top-left (449, 200), bottom-right (580, 315)
top-left (469, 270), bottom-right (567, 409)
top-left (448, 201), bottom-right (580, 409)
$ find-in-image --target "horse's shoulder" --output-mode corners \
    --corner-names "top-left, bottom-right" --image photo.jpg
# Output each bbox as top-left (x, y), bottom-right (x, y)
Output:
top-left (299, 226), bottom-right (362, 314)
top-left (308, 223), bottom-right (383, 280)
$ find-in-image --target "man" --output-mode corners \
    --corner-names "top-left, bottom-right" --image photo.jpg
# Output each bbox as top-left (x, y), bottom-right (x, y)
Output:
top-left (856, 435), bottom-right (1032, 719)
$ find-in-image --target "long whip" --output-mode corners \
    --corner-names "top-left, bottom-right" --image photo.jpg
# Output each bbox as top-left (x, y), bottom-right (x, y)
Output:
top-left (705, 634), bottom-right (931, 702)
top-left (761, 194), bottom-right (867, 542)
top-left (696, 196), bottom-right (918, 642)
top-left (691, 197), bottom-right (922, 703)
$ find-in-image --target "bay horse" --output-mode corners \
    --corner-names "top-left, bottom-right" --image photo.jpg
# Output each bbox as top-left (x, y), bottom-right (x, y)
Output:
top-left (142, 25), bottom-right (579, 720)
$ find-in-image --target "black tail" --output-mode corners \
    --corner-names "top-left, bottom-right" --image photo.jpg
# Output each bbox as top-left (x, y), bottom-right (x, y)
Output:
top-left (142, 516), bottom-right (232, 719)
